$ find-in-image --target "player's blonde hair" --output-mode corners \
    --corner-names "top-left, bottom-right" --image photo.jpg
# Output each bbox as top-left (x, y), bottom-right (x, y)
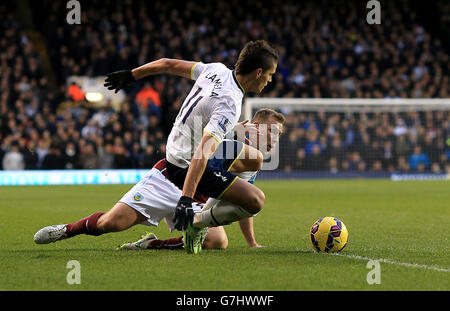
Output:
top-left (252, 108), bottom-right (286, 125)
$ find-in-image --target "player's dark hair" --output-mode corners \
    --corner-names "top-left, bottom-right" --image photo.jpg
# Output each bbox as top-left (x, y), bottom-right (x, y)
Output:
top-left (235, 40), bottom-right (279, 75)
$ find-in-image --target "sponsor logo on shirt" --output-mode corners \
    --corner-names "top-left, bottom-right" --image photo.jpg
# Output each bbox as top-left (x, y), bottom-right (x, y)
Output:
top-left (218, 117), bottom-right (230, 132)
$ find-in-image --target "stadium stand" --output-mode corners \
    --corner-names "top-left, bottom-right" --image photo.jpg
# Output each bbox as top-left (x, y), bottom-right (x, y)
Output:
top-left (1, 0), bottom-right (449, 173)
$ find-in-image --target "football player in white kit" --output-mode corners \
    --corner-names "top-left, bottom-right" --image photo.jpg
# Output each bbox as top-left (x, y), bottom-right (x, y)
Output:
top-left (128, 40), bottom-right (279, 254)
top-left (34, 40), bottom-right (279, 254)
top-left (33, 109), bottom-right (285, 252)
top-left (118, 108), bottom-right (285, 250)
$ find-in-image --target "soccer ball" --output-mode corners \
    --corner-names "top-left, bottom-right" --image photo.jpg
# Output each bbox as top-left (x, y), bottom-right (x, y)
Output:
top-left (309, 217), bottom-right (348, 253)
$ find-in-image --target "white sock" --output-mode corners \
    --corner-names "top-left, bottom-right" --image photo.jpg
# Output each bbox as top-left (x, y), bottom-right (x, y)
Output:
top-left (193, 199), bottom-right (254, 228)
top-left (193, 171), bottom-right (258, 228)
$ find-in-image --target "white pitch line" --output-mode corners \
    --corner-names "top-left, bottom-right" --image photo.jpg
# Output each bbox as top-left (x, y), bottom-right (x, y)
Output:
top-left (298, 249), bottom-right (450, 273)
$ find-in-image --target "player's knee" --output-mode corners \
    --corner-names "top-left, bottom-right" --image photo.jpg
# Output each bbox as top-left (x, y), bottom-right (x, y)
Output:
top-left (218, 237), bottom-right (229, 250)
top-left (204, 235), bottom-right (228, 250)
top-left (97, 213), bottom-right (121, 232)
top-left (213, 237), bottom-right (229, 250)
top-left (256, 189), bottom-right (266, 211)
top-left (246, 189), bottom-right (265, 214)
top-left (96, 214), bottom-right (110, 230)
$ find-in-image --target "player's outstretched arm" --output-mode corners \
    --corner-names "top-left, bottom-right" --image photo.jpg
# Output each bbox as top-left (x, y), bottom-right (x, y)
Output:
top-left (132, 58), bottom-right (196, 80)
top-left (104, 58), bottom-right (196, 93)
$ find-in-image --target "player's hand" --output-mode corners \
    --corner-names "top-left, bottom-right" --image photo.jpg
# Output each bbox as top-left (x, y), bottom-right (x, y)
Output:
top-left (104, 69), bottom-right (136, 93)
top-left (173, 196), bottom-right (194, 231)
top-left (234, 120), bottom-right (260, 145)
top-left (248, 242), bottom-right (266, 248)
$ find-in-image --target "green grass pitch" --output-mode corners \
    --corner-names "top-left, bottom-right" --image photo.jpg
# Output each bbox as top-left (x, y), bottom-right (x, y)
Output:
top-left (0, 179), bottom-right (449, 291)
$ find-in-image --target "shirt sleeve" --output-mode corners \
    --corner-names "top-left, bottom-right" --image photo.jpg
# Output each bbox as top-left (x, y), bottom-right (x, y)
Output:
top-left (191, 62), bottom-right (207, 80)
top-left (203, 100), bottom-right (236, 143)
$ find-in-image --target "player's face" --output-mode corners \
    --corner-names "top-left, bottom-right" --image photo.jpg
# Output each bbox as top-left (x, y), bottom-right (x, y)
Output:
top-left (254, 117), bottom-right (283, 153)
top-left (255, 62), bottom-right (277, 93)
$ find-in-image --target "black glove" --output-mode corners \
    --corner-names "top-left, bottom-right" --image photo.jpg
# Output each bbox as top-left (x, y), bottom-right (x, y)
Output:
top-left (173, 196), bottom-right (194, 231)
top-left (104, 69), bottom-right (135, 93)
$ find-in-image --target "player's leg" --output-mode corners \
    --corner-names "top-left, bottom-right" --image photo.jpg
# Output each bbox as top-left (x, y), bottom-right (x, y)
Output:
top-left (33, 202), bottom-right (146, 244)
top-left (120, 144), bottom-right (263, 251)
top-left (189, 142), bottom-right (265, 230)
top-left (218, 178), bottom-right (265, 214)
top-left (33, 212), bottom-right (105, 244)
top-left (184, 178), bottom-right (262, 251)
top-left (121, 202), bottom-right (229, 251)
top-left (211, 142), bottom-right (265, 214)
top-left (168, 141), bottom-right (265, 215)
top-left (212, 142), bottom-right (266, 215)
top-left (64, 202), bottom-right (145, 236)
top-left (192, 179), bottom-right (265, 228)
top-left (34, 168), bottom-right (166, 245)
top-left (153, 226), bottom-right (229, 250)
top-left (193, 194), bottom-right (258, 229)
top-left (180, 142), bottom-right (264, 252)
top-left (119, 226), bottom-right (228, 250)
top-left (117, 231), bottom-right (161, 250)
top-left (97, 202), bottom-right (147, 232)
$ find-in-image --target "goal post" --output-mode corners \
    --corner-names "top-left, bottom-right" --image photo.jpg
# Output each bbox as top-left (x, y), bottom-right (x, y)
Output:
top-left (244, 97), bottom-right (450, 177)
top-left (244, 98), bottom-right (450, 120)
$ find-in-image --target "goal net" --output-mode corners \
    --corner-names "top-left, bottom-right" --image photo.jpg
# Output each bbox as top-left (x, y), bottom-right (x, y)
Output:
top-left (244, 98), bottom-right (450, 178)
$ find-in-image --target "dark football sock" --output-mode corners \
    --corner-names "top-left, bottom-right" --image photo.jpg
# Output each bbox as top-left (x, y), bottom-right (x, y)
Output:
top-left (148, 236), bottom-right (184, 250)
top-left (65, 212), bottom-right (105, 237)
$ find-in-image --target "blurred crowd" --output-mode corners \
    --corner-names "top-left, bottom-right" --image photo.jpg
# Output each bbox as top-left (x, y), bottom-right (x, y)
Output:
top-left (0, 0), bottom-right (449, 172)
top-left (278, 110), bottom-right (450, 173)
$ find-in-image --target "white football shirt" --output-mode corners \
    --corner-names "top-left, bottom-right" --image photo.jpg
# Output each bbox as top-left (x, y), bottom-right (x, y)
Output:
top-left (166, 62), bottom-right (245, 168)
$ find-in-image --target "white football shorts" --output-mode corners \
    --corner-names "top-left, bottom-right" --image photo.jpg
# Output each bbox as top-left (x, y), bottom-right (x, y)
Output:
top-left (118, 168), bottom-right (203, 231)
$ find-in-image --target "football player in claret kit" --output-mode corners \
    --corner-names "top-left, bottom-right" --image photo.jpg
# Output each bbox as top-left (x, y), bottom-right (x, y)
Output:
top-left (103, 40), bottom-right (279, 253)
top-left (33, 109), bottom-right (285, 252)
